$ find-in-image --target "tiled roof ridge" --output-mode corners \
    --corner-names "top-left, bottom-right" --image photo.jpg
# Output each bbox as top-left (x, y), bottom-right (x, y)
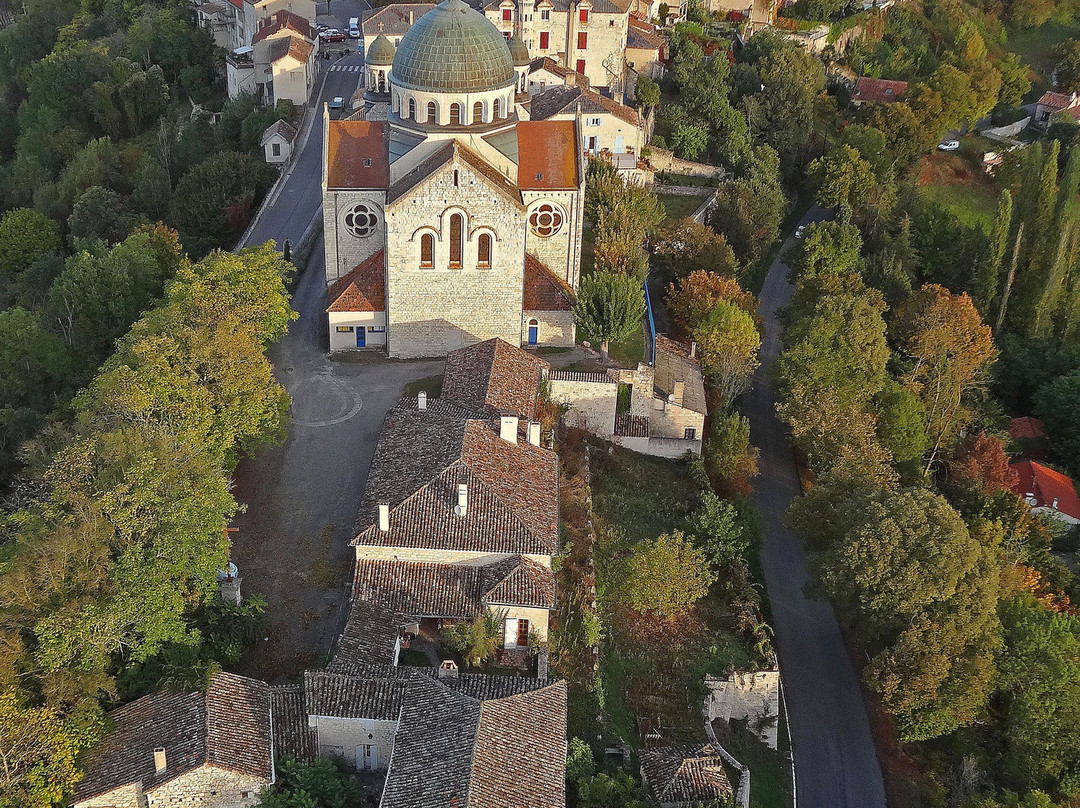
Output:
top-left (326, 250), bottom-right (385, 313)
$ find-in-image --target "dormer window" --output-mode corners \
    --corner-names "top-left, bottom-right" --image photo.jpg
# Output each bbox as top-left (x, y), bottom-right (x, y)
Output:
top-left (579, 8), bottom-right (589, 22)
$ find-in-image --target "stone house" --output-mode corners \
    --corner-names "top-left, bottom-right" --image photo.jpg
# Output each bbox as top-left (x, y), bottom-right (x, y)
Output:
top-left (526, 75), bottom-right (649, 161)
top-left (72, 673), bottom-right (274, 808)
top-left (208, 0), bottom-right (315, 57)
top-left (261, 119), bottom-right (298, 163)
top-left (639, 745), bottom-right (733, 807)
top-left (1035, 90), bottom-right (1080, 127)
top-left (361, 3), bottom-right (436, 52)
top-left (483, 0), bottom-right (632, 97)
top-left (1009, 460), bottom-right (1080, 526)
top-left (549, 333), bottom-right (706, 457)
top-left (228, 10), bottom-right (320, 104)
top-left (350, 339), bottom-right (560, 652)
top-left (625, 16), bottom-right (665, 98)
top-left (322, 0), bottom-right (585, 358)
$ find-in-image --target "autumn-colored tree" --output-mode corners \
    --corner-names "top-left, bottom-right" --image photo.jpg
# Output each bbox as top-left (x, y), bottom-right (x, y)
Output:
top-left (653, 219), bottom-right (738, 280)
top-left (623, 531), bottom-right (716, 619)
top-left (891, 284), bottom-right (996, 474)
top-left (689, 301), bottom-right (761, 406)
top-left (666, 270), bottom-right (759, 335)
top-left (949, 432), bottom-right (1020, 497)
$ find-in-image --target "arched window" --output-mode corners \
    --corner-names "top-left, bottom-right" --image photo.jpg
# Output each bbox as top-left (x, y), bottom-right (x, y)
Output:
top-left (449, 213), bottom-right (463, 268)
top-left (408, 97), bottom-right (416, 120)
top-left (420, 233), bottom-right (434, 268)
top-left (477, 233), bottom-right (492, 267)
top-left (493, 98), bottom-right (501, 119)
top-left (450, 103), bottom-right (462, 125)
top-left (473, 101), bottom-right (484, 123)
top-left (427, 101), bottom-right (437, 123)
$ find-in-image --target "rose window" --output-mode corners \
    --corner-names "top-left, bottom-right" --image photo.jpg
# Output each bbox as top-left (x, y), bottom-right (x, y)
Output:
top-left (344, 204), bottom-right (379, 238)
top-left (529, 204), bottom-right (563, 237)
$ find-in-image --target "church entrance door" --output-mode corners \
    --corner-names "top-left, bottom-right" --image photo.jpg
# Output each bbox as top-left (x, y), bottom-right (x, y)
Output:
top-left (528, 321), bottom-right (538, 346)
top-left (356, 327), bottom-right (366, 348)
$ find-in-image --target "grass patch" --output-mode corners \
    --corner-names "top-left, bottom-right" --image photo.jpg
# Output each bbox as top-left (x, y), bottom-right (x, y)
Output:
top-left (403, 374), bottom-right (443, 398)
top-left (917, 147), bottom-right (1000, 230)
top-left (1006, 20), bottom-right (1080, 89)
top-left (918, 182), bottom-right (998, 229)
top-left (606, 320), bottom-right (646, 368)
top-left (657, 192), bottom-right (709, 222)
top-left (718, 719), bottom-right (795, 808)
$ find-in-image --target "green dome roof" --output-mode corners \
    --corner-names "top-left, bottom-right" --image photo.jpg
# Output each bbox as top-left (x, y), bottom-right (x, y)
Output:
top-left (391, 0), bottom-right (515, 93)
top-left (367, 34), bottom-right (395, 65)
top-left (508, 34), bottom-right (530, 66)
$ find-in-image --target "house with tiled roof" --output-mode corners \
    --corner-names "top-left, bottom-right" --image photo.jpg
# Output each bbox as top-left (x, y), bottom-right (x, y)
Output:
top-left (261, 118), bottom-right (298, 164)
top-left (1009, 416), bottom-right (1049, 460)
top-left (362, 3), bottom-right (436, 52)
top-left (73, 673), bottom-right (274, 808)
top-left (1010, 460), bottom-right (1080, 526)
top-left (323, 0), bottom-right (585, 358)
top-left (1036, 90), bottom-right (1080, 127)
top-left (640, 744), bottom-right (733, 807)
top-left (626, 16), bottom-right (666, 97)
top-left (222, 1), bottom-right (318, 99)
top-left (851, 77), bottom-right (908, 105)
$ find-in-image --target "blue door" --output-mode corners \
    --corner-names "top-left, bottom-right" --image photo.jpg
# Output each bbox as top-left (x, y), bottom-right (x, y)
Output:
top-left (356, 326), bottom-right (366, 348)
top-left (528, 322), bottom-right (538, 346)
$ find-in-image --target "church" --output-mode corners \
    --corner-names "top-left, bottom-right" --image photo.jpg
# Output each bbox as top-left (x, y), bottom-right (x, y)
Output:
top-left (322, 0), bottom-right (586, 358)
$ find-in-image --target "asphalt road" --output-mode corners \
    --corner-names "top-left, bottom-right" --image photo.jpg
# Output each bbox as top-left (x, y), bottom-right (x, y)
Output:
top-left (748, 208), bottom-right (888, 806)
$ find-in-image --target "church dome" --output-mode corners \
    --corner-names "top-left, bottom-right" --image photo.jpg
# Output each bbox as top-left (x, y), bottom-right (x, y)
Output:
top-left (367, 33), bottom-right (395, 66)
top-left (391, 0), bottom-right (515, 93)
top-left (508, 34), bottom-right (530, 66)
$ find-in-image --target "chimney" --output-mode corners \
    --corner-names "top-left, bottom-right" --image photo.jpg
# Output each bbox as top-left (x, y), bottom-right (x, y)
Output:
top-left (690, 341), bottom-right (697, 359)
top-left (438, 659), bottom-right (459, 679)
top-left (409, 9), bottom-right (414, 23)
top-left (417, 390), bottom-right (427, 410)
top-left (500, 415), bottom-right (519, 443)
top-left (154, 748), bottom-right (167, 773)
top-left (527, 421), bottom-right (541, 447)
top-left (565, 71), bottom-right (577, 87)
top-left (378, 503), bottom-right (390, 532)
top-left (1053, 497), bottom-right (1060, 510)
top-left (672, 381), bottom-right (685, 407)
top-left (454, 483), bottom-right (468, 517)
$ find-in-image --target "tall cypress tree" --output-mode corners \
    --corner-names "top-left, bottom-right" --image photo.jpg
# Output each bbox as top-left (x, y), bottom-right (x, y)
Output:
top-left (1011, 139), bottom-right (1059, 334)
top-left (975, 189), bottom-right (1012, 316)
top-left (1036, 144), bottom-right (1080, 335)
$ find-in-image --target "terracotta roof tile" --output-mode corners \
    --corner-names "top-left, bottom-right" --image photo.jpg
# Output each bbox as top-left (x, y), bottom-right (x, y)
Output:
top-left (852, 77), bottom-right (908, 104)
top-left (362, 3), bottom-right (437, 37)
top-left (627, 17), bottom-right (664, 49)
top-left (518, 120), bottom-right (580, 189)
top-left (1009, 416), bottom-right (1047, 441)
top-left (327, 251), bottom-right (385, 312)
top-left (326, 120), bottom-right (390, 189)
top-left (261, 118), bottom-right (298, 145)
top-left (443, 337), bottom-right (549, 417)
top-left (253, 10), bottom-right (317, 44)
top-left (1038, 90), bottom-right (1077, 111)
top-left (524, 254), bottom-right (574, 311)
top-left (270, 684), bottom-right (317, 763)
top-left (268, 34), bottom-right (313, 64)
top-left (530, 83), bottom-right (642, 126)
top-left (529, 56), bottom-right (573, 79)
top-left (1010, 460), bottom-right (1080, 520)
top-left (640, 744), bottom-right (733, 805)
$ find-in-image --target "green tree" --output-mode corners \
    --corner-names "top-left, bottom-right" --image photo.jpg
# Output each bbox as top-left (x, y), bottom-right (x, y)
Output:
top-left (809, 145), bottom-right (875, 212)
top-left (0, 208), bottom-right (60, 303)
top-left (257, 757), bottom-right (362, 808)
top-left (654, 220), bottom-right (739, 280)
top-left (1035, 368), bottom-right (1080, 477)
top-left (441, 610), bottom-right (503, 667)
top-left (0, 307), bottom-right (73, 410)
top-left (689, 300), bottom-right (761, 405)
top-left (787, 219), bottom-right (863, 283)
top-left (711, 145), bottom-right (786, 263)
top-left (574, 770), bottom-right (651, 808)
top-left (623, 531), bottom-right (716, 618)
top-left (705, 411), bottom-right (759, 491)
top-left (1012, 139), bottom-right (1061, 335)
top-left (1055, 39), bottom-right (1080, 93)
top-left (975, 189), bottom-right (1013, 316)
top-left (686, 491), bottom-right (755, 569)
top-left (634, 75), bottom-right (660, 108)
top-left (573, 271), bottom-right (645, 360)
top-left (874, 379), bottom-right (929, 466)
top-left (68, 184), bottom-right (137, 247)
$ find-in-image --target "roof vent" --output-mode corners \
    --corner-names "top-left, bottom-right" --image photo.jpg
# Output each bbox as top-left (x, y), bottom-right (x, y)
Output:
top-left (154, 747), bottom-right (167, 773)
top-left (535, 172), bottom-right (544, 181)
top-left (364, 158), bottom-right (372, 167)
top-left (527, 421), bottom-right (541, 447)
top-left (500, 415), bottom-right (519, 443)
top-left (378, 503), bottom-right (390, 532)
top-left (1053, 497), bottom-right (1060, 509)
top-left (418, 390), bottom-right (427, 410)
top-left (454, 483), bottom-right (468, 517)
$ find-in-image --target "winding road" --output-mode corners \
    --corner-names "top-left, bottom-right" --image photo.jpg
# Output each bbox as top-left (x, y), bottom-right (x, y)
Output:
top-left (747, 208), bottom-right (887, 806)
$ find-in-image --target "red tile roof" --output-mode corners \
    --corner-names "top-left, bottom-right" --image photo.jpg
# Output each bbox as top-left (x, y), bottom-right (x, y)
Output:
top-left (1038, 90), bottom-right (1078, 112)
top-left (627, 16), bottom-right (665, 50)
top-left (640, 745), bottom-right (733, 805)
top-left (326, 120), bottom-right (389, 189)
top-left (252, 9), bottom-right (316, 44)
top-left (524, 254), bottom-right (574, 311)
top-left (1010, 460), bottom-right (1080, 521)
top-left (443, 337), bottom-right (550, 418)
top-left (852, 77), bottom-right (908, 104)
top-left (1009, 416), bottom-right (1047, 441)
top-left (327, 251), bottom-right (385, 313)
top-left (518, 120), bottom-right (580, 189)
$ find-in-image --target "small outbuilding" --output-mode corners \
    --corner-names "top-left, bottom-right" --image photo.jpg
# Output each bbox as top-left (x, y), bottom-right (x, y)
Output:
top-left (261, 119), bottom-right (299, 164)
top-left (640, 744), bottom-right (734, 808)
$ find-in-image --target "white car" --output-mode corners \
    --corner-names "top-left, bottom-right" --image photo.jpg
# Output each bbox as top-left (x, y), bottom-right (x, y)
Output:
top-left (938, 140), bottom-right (961, 151)
top-left (794, 225), bottom-right (807, 239)
top-left (329, 96), bottom-right (345, 111)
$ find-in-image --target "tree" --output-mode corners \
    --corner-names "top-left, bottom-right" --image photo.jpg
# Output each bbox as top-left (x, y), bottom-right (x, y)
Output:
top-left (689, 300), bottom-right (761, 405)
top-left (623, 531), bottom-right (716, 618)
top-left (573, 271), bottom-right (645, 360)
top-left (892, 285), bottom-right (996, 474)
top-left (1011, 140), bottom-right (1061, 335)
top-left (705, 411), bottom-right (759, 492)
top-left (666, 270), bottom-right (758, 336)
top-left (809, 145), bottom-right (875, 212)
top-left (68, 184), bottom-right (137, 247)
top-left (787, 219), bottom-right (862, 283)
top-left (686, 491), bottom-right (755, 569)
top-left (711, 146), bottom-right (786, 263)
top-left (653, 220), bottom-right (739, 280)
top-left (875, 379), bottom-right (929, 466)
top-left (1055, 39), bottom-right (1080, 93)
top-left (1035, 369), bottom-right (1080, 477)
top-left (0, 208), bottom-right (60, 304)
top-left (634, 74), bottom-right (660, 108)
top-left (441, 610), bottom-right (503, 667)
top-left (866, 101), bottom-right (925, 164)
top-left (257, 757), bottom-right (362, 808)
top-left (574, 770), bottom-right (651, 808)
top-left (0, 307), bottom-right (73, 411)
top-left (975, 189), bottom-right (1013, 316)
top-left (950, 433), bottom-right (1019, 497)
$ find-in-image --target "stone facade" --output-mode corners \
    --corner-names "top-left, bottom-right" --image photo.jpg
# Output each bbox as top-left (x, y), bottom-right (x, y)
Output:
top-left (144, 766), bottom-right (266, 808)
top-left (523, 309), bottom-right (575, 346)
top-left (308, 716), bottom-right (398, 770)
top-left (549, 372), bottom-right (617, 436)
top-left (322, 190), bottom-right (387, 286)
top-left (78, 783), bottom-right (142, 808)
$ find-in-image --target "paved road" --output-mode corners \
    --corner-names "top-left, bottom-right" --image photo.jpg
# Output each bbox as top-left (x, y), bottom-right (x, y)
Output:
top-left (748, 208), bottom-right (888, 807)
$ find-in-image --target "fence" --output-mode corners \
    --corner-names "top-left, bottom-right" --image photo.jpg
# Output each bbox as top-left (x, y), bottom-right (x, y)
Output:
top-left (643, 281), bottom-right (656, 366)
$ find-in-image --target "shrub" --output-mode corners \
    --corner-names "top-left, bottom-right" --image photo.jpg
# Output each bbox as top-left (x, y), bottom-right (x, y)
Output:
top-left (623, 531), bottom-right (716, 618)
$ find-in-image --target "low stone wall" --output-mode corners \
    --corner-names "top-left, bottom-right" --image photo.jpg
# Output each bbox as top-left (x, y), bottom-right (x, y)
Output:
top-left (982, 116), bottom-right (1031, 139)
top-left (647, 147), bottom-right (725, 178)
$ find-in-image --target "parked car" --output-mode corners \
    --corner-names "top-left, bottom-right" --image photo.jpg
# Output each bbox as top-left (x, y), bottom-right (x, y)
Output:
top-left (349, 17), bottom-right (361, 37)
top-left (795, 225), bottom-right (806, 239)
top-left (321, 29), bottom-right (346, 42)
top-left (938, 140), bottom-right (961, 151)
top-left (329, 96), bottom-right (345, 110)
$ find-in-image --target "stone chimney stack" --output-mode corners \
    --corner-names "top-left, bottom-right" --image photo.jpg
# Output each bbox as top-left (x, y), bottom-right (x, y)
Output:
top-left (690, 341), bottom-right (697, 359)
top-left (154, 748), bottom-right (167, 774)
top-left (418, 390), bottom-right (427, 410)
top-left (1053, 497), bottom-right (1060, 510)
top-left (378, 503), bottom-right (390, 531)
top-left (500, 415), bottom-right (519, 443)
top-left (527, 421), bottom-right (541, 447)
top-left (454, 483), bottom-right (468, 517)
top-left (438, 659), bottom-right (459, 679)
top-left (672, 381), bottom-right (685, 407)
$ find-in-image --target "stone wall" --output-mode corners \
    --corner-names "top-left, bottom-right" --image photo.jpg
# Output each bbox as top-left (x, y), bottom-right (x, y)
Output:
top-left (523, 189), bottom-right (581, 289)
top-left (77, 783), bottom-right (143, 808)
top-left (385, 158), bottom-right (526, 358)
top-left (323, 189), bottom-right (387, 285)
top-left (309, 716), bottom-right (398, 771)
top-left (145, 765), bottom-right (266, 808)
top-left (548, 373), bottom-right (617, 437)
top-left (523, 310), bottom-right (575, 347)
top-left (648, 396), bottom-right (704, 443)
top-left (647, 147), bottom-right (724, 178)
